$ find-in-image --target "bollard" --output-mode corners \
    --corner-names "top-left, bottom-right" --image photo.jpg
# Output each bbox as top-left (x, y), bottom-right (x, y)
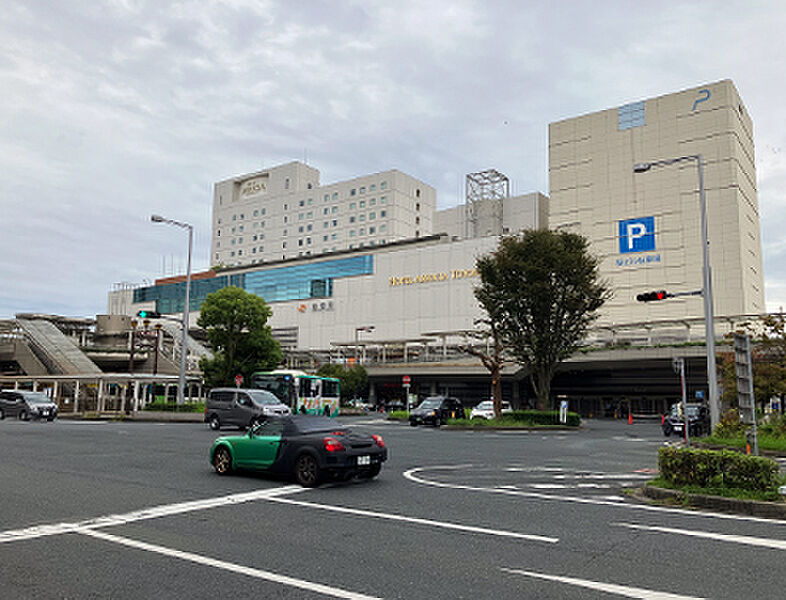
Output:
top-left (628, 413), bottom-right (633, 425)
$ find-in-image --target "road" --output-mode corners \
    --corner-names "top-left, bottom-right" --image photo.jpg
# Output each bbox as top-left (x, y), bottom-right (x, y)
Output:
top-left (0, 416), bottom-right (784, 599)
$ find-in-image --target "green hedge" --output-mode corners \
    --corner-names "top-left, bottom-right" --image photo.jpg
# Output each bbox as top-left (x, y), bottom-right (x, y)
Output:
top-left (142, 401), bottom-right (206, 413)
top-left (658, 446), bottom-right (781, 493)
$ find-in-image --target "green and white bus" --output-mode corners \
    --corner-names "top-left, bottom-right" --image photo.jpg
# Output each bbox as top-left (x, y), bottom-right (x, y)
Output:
top-left (250, 369), bottom-right (341, 416)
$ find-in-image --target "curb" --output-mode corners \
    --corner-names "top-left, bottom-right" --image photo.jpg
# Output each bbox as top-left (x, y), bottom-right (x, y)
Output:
top-left (638, 484), bottom-right (786, 519)
top-left (58, 412), bottom-right (204, 423)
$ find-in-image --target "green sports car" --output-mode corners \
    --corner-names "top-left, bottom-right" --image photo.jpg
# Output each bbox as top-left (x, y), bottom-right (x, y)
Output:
top-left (209, 415), bottom-right (388, 487)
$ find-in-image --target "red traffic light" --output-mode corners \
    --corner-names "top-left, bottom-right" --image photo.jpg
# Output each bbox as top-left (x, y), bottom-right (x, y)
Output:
top-left (636, 290), bottom-right (669, 302)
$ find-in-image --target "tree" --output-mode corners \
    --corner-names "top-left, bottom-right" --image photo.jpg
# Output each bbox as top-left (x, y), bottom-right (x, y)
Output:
top-left (458, 318), bottom-right (507, 418)
top-left (197, 286), bottom-right (283, 388)
top-left (475, 230), bottom-right (611, 410)
top-left (720, 313), bottom-right (786, 411)
top-left (317, 363), bottom-right (368, 401)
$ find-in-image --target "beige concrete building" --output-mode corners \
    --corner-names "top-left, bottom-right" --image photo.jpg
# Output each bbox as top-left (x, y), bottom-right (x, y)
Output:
top-left (549, 79), bottom-right (764, 332)
top-left (211, 162), bottom-right (436, 267)
top-left (434, 192), bottom-right (549, 240)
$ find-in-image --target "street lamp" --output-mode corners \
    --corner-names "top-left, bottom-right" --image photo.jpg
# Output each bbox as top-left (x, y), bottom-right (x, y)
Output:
top-left (151, 214), bottom-right (193, 405)
top-left (354, 325), bottom-right (375, 363)
top-left (633, 155), bottom-right (719, 429)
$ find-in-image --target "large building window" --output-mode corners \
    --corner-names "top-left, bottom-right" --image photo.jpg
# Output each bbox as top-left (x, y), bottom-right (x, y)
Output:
top-left (618, 101), bottom-right (645, 130)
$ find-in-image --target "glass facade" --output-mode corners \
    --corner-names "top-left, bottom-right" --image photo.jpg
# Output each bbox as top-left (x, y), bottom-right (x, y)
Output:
top-left (244, 255), bottom-right (373, 303)
top-left (133, 255), bottom-right (374, 314)
top-left (618, 101), bottom-right (645, 130)
top-left (133, 276), bottom-right (229, 313)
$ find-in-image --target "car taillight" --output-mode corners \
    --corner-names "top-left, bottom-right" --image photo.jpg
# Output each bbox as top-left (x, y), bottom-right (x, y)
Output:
top-left (372, 434), bottom-right (385, 448)
top-left (323, 437), bottom-right (345, 452)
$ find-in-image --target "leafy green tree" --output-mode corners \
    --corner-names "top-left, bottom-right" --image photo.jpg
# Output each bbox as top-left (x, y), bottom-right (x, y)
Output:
top-left (317, 363), bottom-right (368, 401)
top-left (721, 313), bottom-right (786, 411)
top-left (475, 230), bottom-right (611, 410)
top-left (197, 286), bottom-right (282, 387)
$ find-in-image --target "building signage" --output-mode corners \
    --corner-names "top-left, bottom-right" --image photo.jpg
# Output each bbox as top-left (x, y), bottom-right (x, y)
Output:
top-left (389, 268), bottom-right (478, 287)
top-left (616, 216), bottom-right (660, 268)
top-left (239, 176), bottom-right (268, 197)
top-left (619, 217), bottom-right (655, 253)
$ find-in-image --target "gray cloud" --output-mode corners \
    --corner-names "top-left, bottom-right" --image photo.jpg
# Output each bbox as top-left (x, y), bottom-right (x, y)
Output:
top-left (2, 0), bottom-right (786, 317)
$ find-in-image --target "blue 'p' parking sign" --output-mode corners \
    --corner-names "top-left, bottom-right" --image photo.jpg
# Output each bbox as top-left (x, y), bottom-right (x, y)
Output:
top-left (619, 217), bottom-right (655, 253)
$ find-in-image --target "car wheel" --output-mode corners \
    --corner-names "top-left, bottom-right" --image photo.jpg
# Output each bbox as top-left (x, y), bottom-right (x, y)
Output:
top-left (409, 421), bottom-right (417, 427)
top-left (294, 453), bottom-right (321, 487)
top-left (359, 463), bottom-right (382, 480)
top-left (208, 415), bottom-right (221, 430)
top-left (433, 417), bottom-right (441, 428)
top-left (18, 410), bottom-right (28, 421)
top-left (662, 424), bottom-right (672, 437)
top-left (213, 446), bottom-right (233, 475)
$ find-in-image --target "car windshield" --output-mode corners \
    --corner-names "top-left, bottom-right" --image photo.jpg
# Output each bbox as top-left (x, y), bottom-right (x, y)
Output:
top-left (291, 415), bottom-right (347, 434)
top-left (418, 399), bottom-right (442, 409)
top-left (475, 401), bottom-right (493, 410)
top-left (670, 405), bottom-right (702, 417)
top-left (22, 393), bottom-right (53, 404)
top-left (247, 390), bottom-right (283, 406)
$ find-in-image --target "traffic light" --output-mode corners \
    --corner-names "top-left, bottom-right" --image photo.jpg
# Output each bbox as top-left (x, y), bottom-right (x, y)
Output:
top-left (636, 290), bottom-right (669, 302)
top-left (136, 310), bottom-right (162, 318)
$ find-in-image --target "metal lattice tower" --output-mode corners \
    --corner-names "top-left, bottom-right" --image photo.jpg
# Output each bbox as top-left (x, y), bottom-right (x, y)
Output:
top-left (465, 169), bottom-right (509, 239)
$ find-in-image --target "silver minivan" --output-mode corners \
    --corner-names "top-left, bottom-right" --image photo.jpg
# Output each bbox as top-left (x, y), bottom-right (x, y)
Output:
top-left (205, 388), bottom-right (291, 430)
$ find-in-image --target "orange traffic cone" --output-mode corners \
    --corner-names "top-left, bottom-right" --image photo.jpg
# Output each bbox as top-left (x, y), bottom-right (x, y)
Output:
top-left (628, 413), bottom-right (633, 425)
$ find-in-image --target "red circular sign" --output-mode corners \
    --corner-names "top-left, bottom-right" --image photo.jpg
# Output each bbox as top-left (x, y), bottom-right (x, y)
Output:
top-left (402, 375), bottom-right (410, 384)
top-left (235, 374), bottom-right (244, 387)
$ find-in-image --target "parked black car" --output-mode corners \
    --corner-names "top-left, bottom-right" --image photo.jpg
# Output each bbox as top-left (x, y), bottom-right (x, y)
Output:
top-left (409, 396), bottom-right (464, 427)
top-left (210, 415), bottom-right (387, 487)
top-left (663, 402), bottom-right (710, 437)
top-left (0, 390), bottom-right (58, 421)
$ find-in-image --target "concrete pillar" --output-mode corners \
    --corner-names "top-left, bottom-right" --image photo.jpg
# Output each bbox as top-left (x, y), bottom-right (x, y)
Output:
top-left (120, 384), bottom-right (127, 413)
top-left (52, 381), bottom-right (59, 407)
top-left (430, 381), bottom-right (437, 395)
top-left (97, 380), bottom-right (104, 413)
top-left (74, 380), bottom-right (80, 413)
top-left (32, 380), bottom-right (38, 392)
top-left (369, 381), bottom-right (376, 405)
top-left (133, 380), bottom-right (140, 412)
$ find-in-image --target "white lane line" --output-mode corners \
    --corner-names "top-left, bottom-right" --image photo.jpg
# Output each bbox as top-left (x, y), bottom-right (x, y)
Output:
top-left (403, 466), bottom-right (786, 525)
top-left (0, 485), bottom-right (304, 544)
top-left (501, 567), bottom-right (706, 599)
top-left (267, 496), bottom-right (557, 543)
top-left (615, 523), bottom-right (786, 550)
top-left (79, 528), bottom-right (381, 600)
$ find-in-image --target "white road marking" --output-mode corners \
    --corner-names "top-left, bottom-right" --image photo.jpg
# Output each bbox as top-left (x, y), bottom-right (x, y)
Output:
top-left (615, 523), bottom-right (786, 550)
top-left (267, 496), bottom-right (558, 543)
top-left (501, 567), bottom-right (706, 599)
top-left (529, 483), bottom-right (612, 490)
top-left (0, 485), bottom-right (304, 544)
top-left (552, 473), bottom-right (651, 480)
top-left (79, 529), bottom-right (381, 600)
top-left (403, 466), bottom-right (786, 525)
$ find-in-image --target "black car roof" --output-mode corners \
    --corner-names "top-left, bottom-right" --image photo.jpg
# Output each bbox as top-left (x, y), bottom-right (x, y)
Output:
top-left (287, 415), bottom-right (346, 434)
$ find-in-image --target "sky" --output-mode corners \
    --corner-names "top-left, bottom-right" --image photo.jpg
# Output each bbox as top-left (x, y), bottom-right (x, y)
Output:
top-left (2, 0), bottom-right (786, 318)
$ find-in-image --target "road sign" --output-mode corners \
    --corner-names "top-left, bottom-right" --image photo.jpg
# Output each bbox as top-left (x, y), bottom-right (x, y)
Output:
top-left (734, 333), bottom-right (758, 454)
top-left (235, 374), bottom-right (244, 388)
top-left (402, 375), bottom-right (410, 384)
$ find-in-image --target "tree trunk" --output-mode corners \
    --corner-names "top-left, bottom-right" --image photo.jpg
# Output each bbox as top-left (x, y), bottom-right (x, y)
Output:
top-left (492, 367), bottom-right (503, 418)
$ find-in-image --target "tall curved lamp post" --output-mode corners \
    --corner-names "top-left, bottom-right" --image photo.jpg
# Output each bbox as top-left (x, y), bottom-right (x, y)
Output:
top-left (633, 155), bottom-right (719, 429)
top-left (151, 214), bottom-right (193, 405)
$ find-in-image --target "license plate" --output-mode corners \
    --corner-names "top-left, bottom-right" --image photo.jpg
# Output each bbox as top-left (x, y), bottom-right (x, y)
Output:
top-left (357, 455), bottom-right (370, 466)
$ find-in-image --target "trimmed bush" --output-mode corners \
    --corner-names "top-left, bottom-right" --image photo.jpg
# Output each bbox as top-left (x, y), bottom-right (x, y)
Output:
top-left (142, 401), bottom-right (206, 413)
top-left (658, 446), bottom-right (781, 493)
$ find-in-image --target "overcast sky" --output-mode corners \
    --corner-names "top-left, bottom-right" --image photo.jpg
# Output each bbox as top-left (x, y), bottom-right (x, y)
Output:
top-left (2, 0), bottom-right (786, 318)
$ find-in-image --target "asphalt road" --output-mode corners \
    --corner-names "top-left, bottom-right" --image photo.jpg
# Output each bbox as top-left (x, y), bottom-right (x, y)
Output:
top-left (1, 416), bottom-right (784, 599)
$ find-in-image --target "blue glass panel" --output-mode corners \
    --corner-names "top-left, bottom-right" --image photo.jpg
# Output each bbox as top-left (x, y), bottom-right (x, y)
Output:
top-left (618, 101), bottom-right (645, 130)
